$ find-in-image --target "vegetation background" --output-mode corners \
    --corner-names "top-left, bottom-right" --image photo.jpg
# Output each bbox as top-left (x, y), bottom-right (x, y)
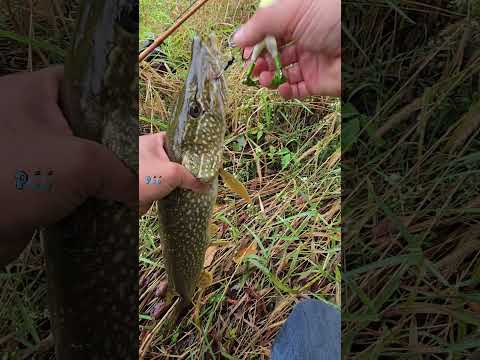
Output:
top-left (138, 0), bottom-right (340, 358)
top-left (342, 1), bottom-right (480, 358)
top-left (1, 1), bottom-right (78, 358)
top-left (0, 0), bottom-right (339, 359)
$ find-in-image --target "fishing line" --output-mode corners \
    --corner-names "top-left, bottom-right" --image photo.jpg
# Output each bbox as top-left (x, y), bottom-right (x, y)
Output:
top-left (139, 0), bottom-right (211, 62)
top-left (216, 56), bottom-right (235, 79)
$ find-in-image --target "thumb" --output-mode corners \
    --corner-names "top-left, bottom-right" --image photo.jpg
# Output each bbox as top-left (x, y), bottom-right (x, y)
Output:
top-left (170, 163), bottom-right (209, 192)
top-left (232, 1), bottom-right (292, 48)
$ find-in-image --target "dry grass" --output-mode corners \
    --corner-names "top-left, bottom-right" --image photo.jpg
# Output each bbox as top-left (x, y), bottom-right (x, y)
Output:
top-left (342, 1), bottom-right (480, 358)
top-left (138, 0), bottom-right (340, 358)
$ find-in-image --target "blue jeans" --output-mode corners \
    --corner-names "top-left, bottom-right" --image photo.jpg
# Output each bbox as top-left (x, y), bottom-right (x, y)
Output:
top-left (270, 299), bottom-right (340, 360)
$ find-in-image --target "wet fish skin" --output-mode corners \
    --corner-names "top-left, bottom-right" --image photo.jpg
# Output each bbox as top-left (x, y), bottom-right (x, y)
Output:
top-left (158, 34), bottom-right (227, 303)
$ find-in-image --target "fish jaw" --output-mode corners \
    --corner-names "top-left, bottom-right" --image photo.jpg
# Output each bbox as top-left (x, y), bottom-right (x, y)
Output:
top-left (167, 34), bottom-right (227, 183)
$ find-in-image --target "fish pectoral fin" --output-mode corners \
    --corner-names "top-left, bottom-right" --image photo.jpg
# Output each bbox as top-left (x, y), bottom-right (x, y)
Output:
top-left (210, 240), bottom-right (230, 246)
top-left (192, 271), bottom-right (212, 332)
top-left (165, 287), bottom-right (177, 305)
top-left (208, 222), bottom-right (220, 237)
top-left (198, 270), bottom-right (213, 289)
top-left (219, 168), bottom-right (252, 204)
top-left (162, 298), bottom-right (190, 336)
top-left (193, 298), bottom-right (202, 330)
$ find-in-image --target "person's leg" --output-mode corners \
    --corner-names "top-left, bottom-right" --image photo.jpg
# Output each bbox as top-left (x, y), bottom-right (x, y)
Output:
top-left (270, 298), bottom-right (340, 360)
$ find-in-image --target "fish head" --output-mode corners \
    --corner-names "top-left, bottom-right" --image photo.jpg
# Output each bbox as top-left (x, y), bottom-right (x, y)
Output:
top-left (168, 34), bottom-right (227, 184)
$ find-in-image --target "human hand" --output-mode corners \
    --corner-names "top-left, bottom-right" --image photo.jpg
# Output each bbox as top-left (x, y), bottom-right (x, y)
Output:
top-left (233, 0), bottom-right (341, 98)
top-left (0, 66), bottom-right (137, 267)
top-left (139, 133), bottom-right (207, 216)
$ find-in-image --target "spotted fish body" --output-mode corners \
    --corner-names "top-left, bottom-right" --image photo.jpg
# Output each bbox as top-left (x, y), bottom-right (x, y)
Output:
top-left (158, 35), bottom-right (227, 303)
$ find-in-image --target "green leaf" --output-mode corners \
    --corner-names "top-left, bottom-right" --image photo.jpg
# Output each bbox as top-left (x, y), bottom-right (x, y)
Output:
top-left (281, 153), bottom-right (292, 169)
top-left (139, 314), bottom-right (152, 320)
top-left (342, 117), bottom-right (360, 151)
top-left (342, 102), bottom-right (359, 118)
top-left (246, 255), bottom-right (294, 294)
top-left (256, 129), bottom-right (263, 141)
top-left (0, 30), bottom-right (65, 58)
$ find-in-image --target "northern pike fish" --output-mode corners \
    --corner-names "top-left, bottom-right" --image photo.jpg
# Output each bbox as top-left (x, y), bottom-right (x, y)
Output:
top-left (157, 34), bottom-right (227, 308)
top-left (42, 1), bottom-right (139, 359)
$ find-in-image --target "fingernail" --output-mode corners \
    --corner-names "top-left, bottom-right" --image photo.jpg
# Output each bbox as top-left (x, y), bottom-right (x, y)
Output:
top-left (243, 47), bottom-right (252, 60)
top-left (232, 27), bottom-right (245, 46)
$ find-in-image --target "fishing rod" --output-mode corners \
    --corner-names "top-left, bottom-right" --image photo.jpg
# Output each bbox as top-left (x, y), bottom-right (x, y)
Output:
top-left (138, 0), bottom-right (211, 62)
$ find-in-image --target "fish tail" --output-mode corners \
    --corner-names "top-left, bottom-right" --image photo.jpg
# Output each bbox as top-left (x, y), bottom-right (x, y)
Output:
top-left (161, 298), bottom-right (192, 337)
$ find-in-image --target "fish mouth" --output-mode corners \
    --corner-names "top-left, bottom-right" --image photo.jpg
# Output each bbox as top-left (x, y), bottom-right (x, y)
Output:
top-left (191, 34), bottom-right (222, 67)
top-left (179, 34), bottom-right (226, 183)
top-left (189, 34), bottom-right (226, 94)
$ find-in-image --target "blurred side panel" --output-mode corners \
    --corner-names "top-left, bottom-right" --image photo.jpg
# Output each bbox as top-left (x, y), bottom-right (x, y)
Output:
top-left (342, 1), bottom-right (480, 358)
top-left (43, 1), bottom-right (139, 359)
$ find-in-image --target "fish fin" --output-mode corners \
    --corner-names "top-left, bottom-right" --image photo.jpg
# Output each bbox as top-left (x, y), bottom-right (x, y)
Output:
top-left (210, 240), bottom-right (230, 246)
top-left (193, 271), bottom-right (212, 332)
top-left (219, 168), bottom-right (252, 203)
top-left (208, 222), bottom-right (219, 237)
top-left (165, 287), bottom-right (176, 305)
top-left (193, 298), bottom-right (202, 330)
top-left (161, 298), bottom-right (191, 337)
top-left (198, 270), bottom-right (213, 289)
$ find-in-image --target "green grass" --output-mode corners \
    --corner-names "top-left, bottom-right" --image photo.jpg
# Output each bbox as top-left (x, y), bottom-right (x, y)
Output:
top-left (0, 0), bottom-right (339, 358)
top-left (138, 0), bottom-right (340, 358)
top-left (342, 1), bottom-right (480, 358)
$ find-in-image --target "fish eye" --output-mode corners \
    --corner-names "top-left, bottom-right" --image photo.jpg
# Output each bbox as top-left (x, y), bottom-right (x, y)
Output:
top-left (189, 102), bottom-right (202, 118)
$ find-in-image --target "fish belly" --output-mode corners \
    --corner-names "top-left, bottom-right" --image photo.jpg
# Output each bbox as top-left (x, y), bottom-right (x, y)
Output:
top-left (157, 180), bottom-right (217, 302)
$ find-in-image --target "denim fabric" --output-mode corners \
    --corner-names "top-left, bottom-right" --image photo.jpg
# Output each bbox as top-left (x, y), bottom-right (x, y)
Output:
top-left (270, 299), bottom-right (340, 360)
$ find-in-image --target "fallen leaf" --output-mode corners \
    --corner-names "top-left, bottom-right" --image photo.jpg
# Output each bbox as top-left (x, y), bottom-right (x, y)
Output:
top-left (233, 242), bottom-right (257, 264)
top-left (204, 246), bottom-right (219, 267)
top-left (295, 196), bottom-right (305, 206)
top-left (276, 259), bottom-right (289, 275)
top-left (326, 148), bottom-right (341, 169)
top-left (445, 99), bottom-right (480, 152)
top-left (245, 285), bottom-right (258, 299)
top-left (298, 143), bottom-right (318, 161)
top-left (372, 216), bottom-right (414, 238)
top-left (218, 222), bottom-right (229, 237)
top-left (468, 302), bottom-right (480, 313)
top-left (219, 168), bottom-right (252, 203)
top-left (238, 214), bottom-right (247, 225)
top-left (151, 301), bottom-right (166, 319)
top-left (155, 280), bottom-right (168, 297)
top-left (324, 201), bottom-right (340, 221)
top-left (268, 296), bottom-right (296, 322)
top-left (376, 97), bottom-right (423, 138)
top-left (300, 232), bottom-right (327, 239)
